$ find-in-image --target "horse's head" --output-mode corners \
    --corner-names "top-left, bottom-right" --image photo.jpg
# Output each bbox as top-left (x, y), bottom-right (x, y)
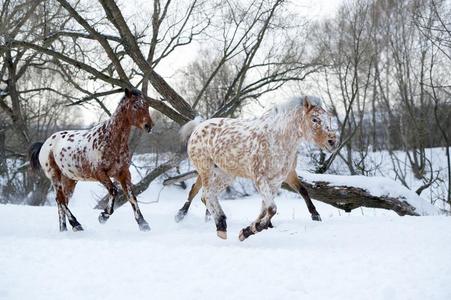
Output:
top-left (301, 96), bottom-right (337, 152)
top-left (124, 88), bottom-right (154, 133)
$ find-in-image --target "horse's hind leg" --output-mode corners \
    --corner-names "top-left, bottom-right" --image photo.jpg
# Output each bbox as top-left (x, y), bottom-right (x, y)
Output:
top-left (61, 204), bottom-right (83, 231)
top-left (57, 202), bottom-right (67, 232)
top-left (47, 153), bottom-right (82, 231)
top-left (53, 177), bottom-right (82, 232)
top-left (201, 196), bottom-right (211, 222)
top-left (203, 189), bottom-right (227, 239)
top-left (285, 170), bottom-right (321, 221)
top-left (201, 168), bottom-right (234, 239)
top-left (61, 177), bottom-right (83, 231)
top-left (175, 176), bottom-right (202, 222)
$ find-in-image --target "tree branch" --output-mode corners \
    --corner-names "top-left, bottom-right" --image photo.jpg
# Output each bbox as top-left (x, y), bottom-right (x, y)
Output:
top-left (98, 0), bottom-right (195, 118)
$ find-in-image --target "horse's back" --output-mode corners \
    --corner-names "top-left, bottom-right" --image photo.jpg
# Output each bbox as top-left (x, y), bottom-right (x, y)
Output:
top-left (40, 129), bottom-right (95, 181)
top-left (188, 117), bottom-right (263, 178)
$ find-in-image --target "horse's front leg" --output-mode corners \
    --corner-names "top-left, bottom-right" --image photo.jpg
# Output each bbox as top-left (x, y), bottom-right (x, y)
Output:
top-left (175, 176), bottom-right (202, 222)
top-left (285, 170), bottom-right (321, 221)
top-left (239, 180), bottom-right (277, 241)
top-left (97, 174), bottom-right (119, 224)
top-left (254, 201), bottom-right (273, 228)
top-left (117, 169), bottom-right (150, 231)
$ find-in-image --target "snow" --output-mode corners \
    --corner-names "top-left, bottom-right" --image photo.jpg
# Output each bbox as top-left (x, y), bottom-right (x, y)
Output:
top-left (1, 182), bottom-right (450, 300)
top-left (298, 171), bottom-right (441, 216)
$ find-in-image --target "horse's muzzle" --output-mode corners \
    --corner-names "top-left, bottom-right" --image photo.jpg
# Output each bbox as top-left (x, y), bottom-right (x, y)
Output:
top-left (327, 139), bottom-right (336, 148)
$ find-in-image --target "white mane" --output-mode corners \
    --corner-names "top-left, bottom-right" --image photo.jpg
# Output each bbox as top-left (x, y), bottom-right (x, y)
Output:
top-left (264, 95), bottom-right (323, 118)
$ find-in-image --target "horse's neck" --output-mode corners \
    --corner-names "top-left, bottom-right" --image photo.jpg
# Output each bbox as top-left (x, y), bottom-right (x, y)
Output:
top-left (262, 108), bottom-right (304, 148)
top-left (104, 106), bottom-right (132, 150)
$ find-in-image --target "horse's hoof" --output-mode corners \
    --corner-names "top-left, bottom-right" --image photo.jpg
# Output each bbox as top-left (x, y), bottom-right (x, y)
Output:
top-left (312, 214), bottom-right (322, 222)
top-left (98, 212), bottom-right (109, 224)
top-left (268, 221), bottom-right (274, 228)
top-left (238, 230), bottom-right (246, 242)
top-left (239, 226), bottom-right (255, 241)
top-left (217, 230), bottom-right (227, 240)
top-left (174, 211), bottom-right (186, 223)
top-left (139, 222), bottom-right (151, 232)
top-left (59, 226), bottom-right (68, 232)
top-left (72, 225), bottom-right (84, 232)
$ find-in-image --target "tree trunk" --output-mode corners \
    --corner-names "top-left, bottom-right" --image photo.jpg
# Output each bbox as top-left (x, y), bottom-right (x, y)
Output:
top-left (0, 130), bottom-right (6, 174)
top-left (281, 176), bottom-right (420, 216)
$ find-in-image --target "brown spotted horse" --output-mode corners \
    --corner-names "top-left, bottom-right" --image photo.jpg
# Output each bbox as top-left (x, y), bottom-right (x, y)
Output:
top-left (175, 96), bottom-right (337, 241)
top-left (28, 88), bottom-right (154, 232)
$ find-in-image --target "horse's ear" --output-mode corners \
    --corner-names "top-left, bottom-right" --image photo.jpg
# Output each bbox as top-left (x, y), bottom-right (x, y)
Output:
top-left (303, 96), bottom-right (313, 112)
top-left (124, 88), bottom-right (132, 98)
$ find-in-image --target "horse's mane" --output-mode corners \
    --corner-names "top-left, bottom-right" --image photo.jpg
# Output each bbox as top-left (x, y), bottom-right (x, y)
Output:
top-left (114, 88), bottom-right (143, 113)
top-left (115, 88), bottom-right (141, 103)
top-left (255, 95), bottom-right (322, 133)
top-left (265, 95), bottom-right (323, 118)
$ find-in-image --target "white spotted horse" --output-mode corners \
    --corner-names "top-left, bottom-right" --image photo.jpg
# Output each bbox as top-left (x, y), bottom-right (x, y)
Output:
top-left (176, 96), bottom-right (337, 241)
top-left (29, 88), bottom-right (154, 232)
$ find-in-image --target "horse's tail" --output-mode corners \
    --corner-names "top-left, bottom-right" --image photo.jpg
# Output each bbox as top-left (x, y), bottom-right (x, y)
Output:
top-left (180, 116), bottom-right (204, 145)
top-left (28, 142), bottom-right (43, 171)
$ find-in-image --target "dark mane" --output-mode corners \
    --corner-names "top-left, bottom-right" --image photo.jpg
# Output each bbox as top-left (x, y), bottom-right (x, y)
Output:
top-left (118, 88), bottom-right (142, 106)
top-left (131, 88), bottom-right (142, 96)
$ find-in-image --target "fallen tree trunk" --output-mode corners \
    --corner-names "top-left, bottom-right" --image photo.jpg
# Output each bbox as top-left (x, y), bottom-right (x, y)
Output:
top-left (281, 178), bottom-right (418, 216)
top-left (163, 170), bottom-right (438, 216)
top-left (95, 154), bottom-right (183, 210)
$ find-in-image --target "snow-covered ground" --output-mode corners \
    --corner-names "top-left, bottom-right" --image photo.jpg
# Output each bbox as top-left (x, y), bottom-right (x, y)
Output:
top-left (1, 180), bottom-right (450, 300)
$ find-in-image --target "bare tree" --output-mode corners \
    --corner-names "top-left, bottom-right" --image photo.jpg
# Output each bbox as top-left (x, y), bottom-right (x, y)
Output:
top-left (2, 0), bottom-right (321, 205)
top-left (0, 0), bottom-right (83, 204)
top-left (312, 0), bottom-right (375, 175)
top-left (414, 0), bottom-right (451, 205)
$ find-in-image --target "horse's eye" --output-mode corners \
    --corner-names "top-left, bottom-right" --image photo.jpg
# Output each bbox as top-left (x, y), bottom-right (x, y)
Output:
top-left (312, 117), bottom-right (320, 123)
